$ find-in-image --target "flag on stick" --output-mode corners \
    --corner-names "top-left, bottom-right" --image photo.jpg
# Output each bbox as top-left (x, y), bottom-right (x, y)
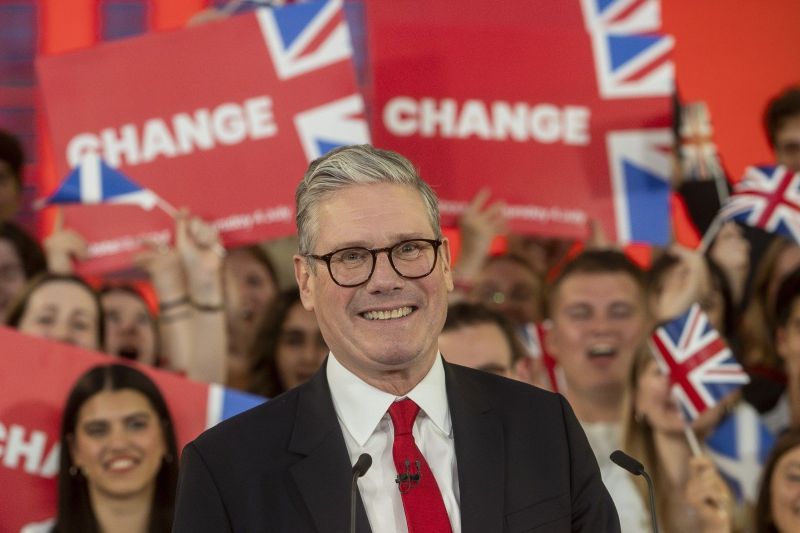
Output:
top-left (718, 165), bottom-right (800, 244)
top-left (36, 153), bottom-right (169, 213)
top-left (649, 303), bottom-right (749, 421)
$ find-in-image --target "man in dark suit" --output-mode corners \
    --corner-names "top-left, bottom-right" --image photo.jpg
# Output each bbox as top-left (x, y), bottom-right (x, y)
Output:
top-left (174, 145), bottom-right (620, 532)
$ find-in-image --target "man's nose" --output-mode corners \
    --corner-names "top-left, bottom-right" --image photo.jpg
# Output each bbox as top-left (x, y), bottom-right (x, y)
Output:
top-left (365, 251), bottom-right (403, 291)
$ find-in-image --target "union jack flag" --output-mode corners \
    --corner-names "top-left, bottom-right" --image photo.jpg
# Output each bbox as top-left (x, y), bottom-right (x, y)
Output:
top-left (581, 0), bottom-right (662, 34)
top-left (719, 165), bottom-right (800, 244)
top-left (606, 128), bottom-right (673, 245)
top-left (581, 0), bottom-right (674, 99)
top-left (294, 93), bottom-right (369, 161)
top-left (256, 0), bottom-right (352, 80)
top-left (649, 303), bottom-right (750, 421)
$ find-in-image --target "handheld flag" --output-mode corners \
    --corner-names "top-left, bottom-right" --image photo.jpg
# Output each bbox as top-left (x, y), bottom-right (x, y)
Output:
top-left (718, 165), bottom-right (800, 244)
top-left (36, 153), bottom-right (161, 211)
top-left (706, 403), bottom-right (775, 503)
top-left (649, 303), bottom-right (749, 421)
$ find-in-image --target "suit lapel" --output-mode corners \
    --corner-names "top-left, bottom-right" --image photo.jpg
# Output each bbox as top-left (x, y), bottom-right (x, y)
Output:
top-left (288, 367), bottom-right (372, 533)
top-left (445, 363), bottom-right (505, 533)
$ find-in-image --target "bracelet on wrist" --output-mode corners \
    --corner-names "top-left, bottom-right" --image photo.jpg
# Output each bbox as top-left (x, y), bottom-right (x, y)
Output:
top-left (159, 296), bottom-right (190, 312)
top-left (191, 299), bottom-right (224, 312)
top-left (159, 308), bottom-right (192, 323)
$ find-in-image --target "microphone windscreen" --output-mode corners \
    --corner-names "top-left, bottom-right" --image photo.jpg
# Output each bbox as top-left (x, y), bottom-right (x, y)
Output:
top-left (353, 453), bottom-right (372, 478)
top-left (610, 450), bottom-right (644, 476)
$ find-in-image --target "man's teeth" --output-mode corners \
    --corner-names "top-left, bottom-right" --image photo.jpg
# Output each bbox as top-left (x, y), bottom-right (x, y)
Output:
top-left (108, 458), bottom-right (136, 470)
top-left (362, 307), bottom-right (413, 320)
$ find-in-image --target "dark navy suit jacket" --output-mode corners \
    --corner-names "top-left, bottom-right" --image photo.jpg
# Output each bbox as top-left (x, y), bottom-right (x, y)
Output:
top-left (173, 359), bottom-right (620, 532)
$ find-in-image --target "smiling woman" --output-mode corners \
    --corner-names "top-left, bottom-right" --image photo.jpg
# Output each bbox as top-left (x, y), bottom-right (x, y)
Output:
top-left (53, 364), bottom-right (178, 533)
top-left (5, 273), bottom-right (104, 351)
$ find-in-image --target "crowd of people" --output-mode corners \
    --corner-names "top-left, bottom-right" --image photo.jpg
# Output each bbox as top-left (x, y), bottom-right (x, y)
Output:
top-left (4, 84), bottom-right (800, 531)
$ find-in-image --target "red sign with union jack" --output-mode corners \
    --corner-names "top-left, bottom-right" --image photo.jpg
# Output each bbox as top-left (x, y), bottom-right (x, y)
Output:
top-left (37, 0), bottom-right (368, 274)
top-left (367, 0), bottom-right (674, 245)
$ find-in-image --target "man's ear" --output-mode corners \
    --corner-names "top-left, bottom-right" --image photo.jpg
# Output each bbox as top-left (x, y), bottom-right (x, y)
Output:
top-left (440, 237), bottom-right (454, 292)
top-left (294, 254), bottom-right (315, 311)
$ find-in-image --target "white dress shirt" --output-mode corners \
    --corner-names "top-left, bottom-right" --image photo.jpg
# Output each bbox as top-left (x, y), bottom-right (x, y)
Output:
top-left (327, 353), bottom-right (461, 533)
top-left (581, 421), bottom-right (649, 533)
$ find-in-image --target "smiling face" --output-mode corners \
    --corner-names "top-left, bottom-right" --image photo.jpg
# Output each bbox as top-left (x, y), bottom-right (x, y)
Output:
top-left (546, 272), bottom-right (646, 399)
top-left (295, 183), bottom-right (452, 392)
top-left (17, 279), bottom-right (99, 351)
top-left (275, 301), bottom-right (328, 391)
top-left (771, 445), bottom-right (800, 532)
top-left (70, 389), bottom-right (167, 501)
top-left (102, 290), bottom-right (157, 365)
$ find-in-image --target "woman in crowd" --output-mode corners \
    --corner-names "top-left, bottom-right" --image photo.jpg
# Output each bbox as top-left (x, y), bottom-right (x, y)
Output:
top-left (739, 236), bottom-right (800, 412)
top-left (53, 363), bottom-right (178, 532)
top-left (5, 272), bottom-right (103, 351)
top-left (621, 348), bottom-right (735, 532)
top-left (100, 285), bottom-right (159, 366)
top-left (754, 428), bottom-right (800, 533)
top-left (248, 288), bottom-right (327, 398)
top-left (0, 220), bottom-right (47, 318)
top-left (224, 244), bottom-right (280, 389)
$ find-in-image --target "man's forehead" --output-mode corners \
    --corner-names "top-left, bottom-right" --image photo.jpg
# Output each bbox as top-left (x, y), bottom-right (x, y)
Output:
top-left (312, 184), bottom-right (435, 244)
top-left (555, 271), bottom-right (643, 303)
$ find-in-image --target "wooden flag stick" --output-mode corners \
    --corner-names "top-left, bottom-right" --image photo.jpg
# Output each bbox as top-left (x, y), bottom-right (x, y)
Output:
top-left (156, 197), bottom-right (179, 218)
top-left (671, 389), bottom-right (703, 456)
top-left (698, 213), bottom-right (724, 254)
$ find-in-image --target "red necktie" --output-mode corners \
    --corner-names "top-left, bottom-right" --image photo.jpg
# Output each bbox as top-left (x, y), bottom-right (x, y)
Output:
top-left (388, 399), bottom-right (453, 533)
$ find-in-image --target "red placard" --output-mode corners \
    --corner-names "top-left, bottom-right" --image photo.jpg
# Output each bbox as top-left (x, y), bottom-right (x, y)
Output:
top-left (366, 1), bottom-right (674, 244)
top-left (37, 1), bottom-right (368, 274)
top-left (0, 326), bottom-right (261, 531)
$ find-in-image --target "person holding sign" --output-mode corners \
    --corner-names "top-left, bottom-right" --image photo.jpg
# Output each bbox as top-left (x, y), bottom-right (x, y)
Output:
top-left (174, 144), bottom-right (619, 532)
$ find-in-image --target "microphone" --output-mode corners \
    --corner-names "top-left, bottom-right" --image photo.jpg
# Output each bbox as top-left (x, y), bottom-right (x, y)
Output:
top-left (395, 459), bottom-right (422, 493)
top-left (350, 453), bottom-right (372, 533)
top-left (610, 450), bottom-right (658, 533)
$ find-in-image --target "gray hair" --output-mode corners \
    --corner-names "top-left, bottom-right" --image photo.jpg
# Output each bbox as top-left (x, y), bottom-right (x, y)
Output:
top-left (295, 144), bottom-right (441, 255)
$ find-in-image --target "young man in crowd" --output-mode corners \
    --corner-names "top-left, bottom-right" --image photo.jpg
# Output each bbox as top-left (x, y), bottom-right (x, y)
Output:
top-left (545, 249), bottom-right (650, 532)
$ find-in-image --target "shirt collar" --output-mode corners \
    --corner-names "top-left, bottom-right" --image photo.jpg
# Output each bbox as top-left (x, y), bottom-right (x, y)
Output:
top-left (327, 352), bottom-right (451, 447)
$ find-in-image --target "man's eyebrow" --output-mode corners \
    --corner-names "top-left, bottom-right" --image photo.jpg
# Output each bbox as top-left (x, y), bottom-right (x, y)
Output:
top-left (325, 234), bottom-right (432, 250)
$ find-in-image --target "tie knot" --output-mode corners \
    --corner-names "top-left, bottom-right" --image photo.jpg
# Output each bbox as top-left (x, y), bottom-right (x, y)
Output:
top-left (388, 398), bottom-right (420, 436)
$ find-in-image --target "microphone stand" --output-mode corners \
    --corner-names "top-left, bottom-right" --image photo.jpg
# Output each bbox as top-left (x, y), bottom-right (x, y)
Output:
top-left (350, 453), bottom-right (372, 533)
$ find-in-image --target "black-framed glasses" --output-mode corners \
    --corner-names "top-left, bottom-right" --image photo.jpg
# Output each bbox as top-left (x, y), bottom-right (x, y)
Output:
top-left (306, 238), bottom-right (442, 287)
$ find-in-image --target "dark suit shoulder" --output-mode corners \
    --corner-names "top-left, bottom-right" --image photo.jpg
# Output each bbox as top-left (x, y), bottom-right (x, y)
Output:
top-left (446, 362), bottom-right (562, 407)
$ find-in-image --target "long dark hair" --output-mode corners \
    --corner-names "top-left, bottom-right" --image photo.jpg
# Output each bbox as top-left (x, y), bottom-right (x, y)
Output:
top-left (54, 364), bottom-right (178, 533)
top-left (248, 288), bottom-right (303, 397)
top-left (755, 428), bottom-right (800, 533)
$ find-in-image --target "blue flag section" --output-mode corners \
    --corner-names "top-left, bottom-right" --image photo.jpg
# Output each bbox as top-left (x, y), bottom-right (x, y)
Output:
top-left (706, 403), bottom-right (775, 503)
top-left (37, 153), bottom-right (160, 210)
